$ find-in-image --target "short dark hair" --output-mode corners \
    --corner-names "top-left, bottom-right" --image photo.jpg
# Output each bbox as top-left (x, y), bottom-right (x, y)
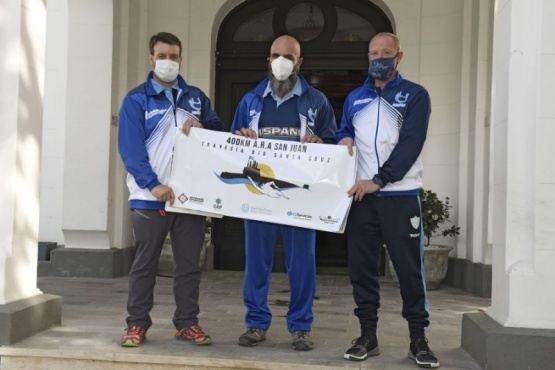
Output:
top-left (149, 32), bottom-right (182, 56)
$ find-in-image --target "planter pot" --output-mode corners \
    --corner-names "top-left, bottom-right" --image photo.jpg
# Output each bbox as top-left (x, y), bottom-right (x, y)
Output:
top-left (387, 245), bottom-right (453, 290)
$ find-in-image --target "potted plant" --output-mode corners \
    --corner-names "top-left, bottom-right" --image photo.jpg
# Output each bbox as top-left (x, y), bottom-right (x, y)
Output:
top-left (419, 188), bottom-right (460, 289)
top-left (387, 188), bottom-right (460, 290)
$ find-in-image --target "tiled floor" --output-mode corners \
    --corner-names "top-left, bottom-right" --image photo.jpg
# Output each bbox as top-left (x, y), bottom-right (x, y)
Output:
top-left (1, 270), bottom-right (489, 369)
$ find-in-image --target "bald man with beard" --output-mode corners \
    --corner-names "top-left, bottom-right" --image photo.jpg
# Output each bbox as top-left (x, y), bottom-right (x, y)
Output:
top-left (230, 35), bottom-right (337, 351)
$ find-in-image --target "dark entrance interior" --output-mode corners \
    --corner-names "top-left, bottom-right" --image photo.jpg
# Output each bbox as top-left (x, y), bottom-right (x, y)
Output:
top-left (213, 0), bottom-right (393, 272)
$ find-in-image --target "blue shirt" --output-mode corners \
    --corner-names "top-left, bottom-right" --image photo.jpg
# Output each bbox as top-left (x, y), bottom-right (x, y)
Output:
top-left (151, 79), bottom-right (179, 107)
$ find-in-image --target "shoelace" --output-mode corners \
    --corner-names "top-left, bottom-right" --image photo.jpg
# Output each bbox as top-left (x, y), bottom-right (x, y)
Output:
top-left (294, 331), bottom-right (310, 339)
top-left (246, 328), bottom-right (262, 334)
top-left (126, 326), bottom-right (145, 336)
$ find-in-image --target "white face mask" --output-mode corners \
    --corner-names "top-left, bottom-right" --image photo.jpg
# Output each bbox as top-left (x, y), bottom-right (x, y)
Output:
top-left (154, 59), bottom-right (179, 83)
top-left (271, 56), bottom-right (295, 81)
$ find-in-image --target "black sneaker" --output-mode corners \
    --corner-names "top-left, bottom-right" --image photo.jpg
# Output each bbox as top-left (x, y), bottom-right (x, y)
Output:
top-left (291, 331), bottom-right (314, 351)
top-left (344, 336), bottom-right (380, 361)
top-left (408, 337), bottom-right (440, 368)
top-left (238, 328), bottom-right (266, 347)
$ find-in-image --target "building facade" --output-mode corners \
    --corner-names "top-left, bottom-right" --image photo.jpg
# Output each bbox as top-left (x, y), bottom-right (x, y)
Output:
top-left (1, 0), bottom-right (554, 367)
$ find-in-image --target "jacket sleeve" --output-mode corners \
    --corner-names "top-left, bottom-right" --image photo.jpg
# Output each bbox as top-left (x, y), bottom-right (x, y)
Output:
top-left (314, 93), bottom-right (337, 144)
top-left (230, 96), bottom-right (249, 133)
top-left (335, 94), bottom-right (355, 143)
top-left (377, 88), bottom-right (431, 185)
top-left (117, 95), bottom-right (161, 191)
top-left (199, 92), bottom-right (224, 131)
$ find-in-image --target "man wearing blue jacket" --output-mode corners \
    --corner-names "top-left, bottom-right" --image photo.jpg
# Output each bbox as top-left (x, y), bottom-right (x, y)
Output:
top-left (336, 33), bottom-right (439, 368)
top-left (118, 32), bottom-right (223, 348)
top-left (231, 35), bottom-right (336, 351)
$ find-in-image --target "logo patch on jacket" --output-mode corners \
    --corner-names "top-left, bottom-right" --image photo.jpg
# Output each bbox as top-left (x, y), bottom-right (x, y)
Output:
top-left (188, 97), bottom-right (201, 115)
top-left (308, 108), bottom-right (317, 127)
top-left (392, 92), bottom-right (409, 108)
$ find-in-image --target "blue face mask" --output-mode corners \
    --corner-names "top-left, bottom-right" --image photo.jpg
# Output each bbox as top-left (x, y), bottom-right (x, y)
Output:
top-left (368, 56), bottom-right (397, 81)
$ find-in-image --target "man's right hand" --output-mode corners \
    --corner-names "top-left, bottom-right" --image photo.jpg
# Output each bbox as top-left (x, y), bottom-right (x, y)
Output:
top-left (338, 137), bottom-right (354, 156)
top-left (151, 184), bottom-right (175, 205)
top-left (234, 127), bottom-right (258, 139)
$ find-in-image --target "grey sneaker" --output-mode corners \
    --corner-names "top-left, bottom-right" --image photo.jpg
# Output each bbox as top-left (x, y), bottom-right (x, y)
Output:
top-left (238, 328), bottom-right (266, 347)
top-left (344, 336), bottom-right (380, 361)
top-left (408, 337), bottom-right (440, 368)
top-left (291, 331), bottom-right (314, 351)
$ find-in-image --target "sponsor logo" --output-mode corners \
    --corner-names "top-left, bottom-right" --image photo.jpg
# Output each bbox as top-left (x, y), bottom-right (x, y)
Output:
top-left (178, 193), bottom-right (189, 204)
top-left (287, 211), bottom-right (312, 220)
top-left (259, 127), bottom-right (300, 137)
top-left (250, 206), bottom-right (272, 215)
top-left (146, 108), bottom-right (167, 119)
top-left (392, 91), bottom-right (409, 108)
top-left (410, 233), bottom-right (421, 238)
top-left (213, 198), bottom-right (222, 209)
top-left (189, 196), bottom-right (204, 205)
top-left (241, 203), bottom-right (250, 213)
top-left (354, 98), bottom-right (373, 106)
top-left (319, 215), bottom-right (340, 224)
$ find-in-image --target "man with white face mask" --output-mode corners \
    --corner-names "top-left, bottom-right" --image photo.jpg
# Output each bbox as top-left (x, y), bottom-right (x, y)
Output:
top-left (118, 32), bottom-right (223, 348)
top-left (230, 35), bottom-right (337, 351)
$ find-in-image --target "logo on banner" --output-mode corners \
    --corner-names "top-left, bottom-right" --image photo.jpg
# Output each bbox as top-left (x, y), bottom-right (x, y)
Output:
top-left (319, 215), bottom-right (340, 224)
top-left (215, 156), bottom-right (309, 199)
top-left (178, 193), bottom-right (189, 204)
top-left (213, 198), bottom-right (222, 209)
top-left (287, 211), bottom-right (312, 220)
top-left (241, 203), bottom-right (250, 213)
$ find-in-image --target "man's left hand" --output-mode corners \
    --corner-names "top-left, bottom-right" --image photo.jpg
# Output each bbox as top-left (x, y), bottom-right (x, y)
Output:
top-left (301, 134), bottom-right (323, 144)
top-left (182, 119), bottom-right (204, 136)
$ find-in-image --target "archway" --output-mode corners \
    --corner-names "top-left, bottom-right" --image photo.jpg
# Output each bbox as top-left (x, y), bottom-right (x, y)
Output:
top-left (213, 0), bottom-right (393, 271)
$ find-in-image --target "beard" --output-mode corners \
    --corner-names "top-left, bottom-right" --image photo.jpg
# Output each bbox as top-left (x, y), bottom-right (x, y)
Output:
top-left (268, 64), bottom-right (299, 96)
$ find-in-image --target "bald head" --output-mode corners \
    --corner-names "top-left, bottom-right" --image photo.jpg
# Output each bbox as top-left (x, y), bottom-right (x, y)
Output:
top-left (270, 35), bottom-right (301, 59)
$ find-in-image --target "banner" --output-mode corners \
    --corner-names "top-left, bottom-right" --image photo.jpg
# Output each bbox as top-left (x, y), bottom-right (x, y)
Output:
top-left (166, 128), bottom-right (357, 233)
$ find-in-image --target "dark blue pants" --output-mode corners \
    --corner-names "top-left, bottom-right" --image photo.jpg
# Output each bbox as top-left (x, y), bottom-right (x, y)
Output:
top-left (126, 209), bottom-right (206, 330)
top-left (346, 195), bottom-right (429, 340)
top-left (243, 219), bottom-right (316, 333)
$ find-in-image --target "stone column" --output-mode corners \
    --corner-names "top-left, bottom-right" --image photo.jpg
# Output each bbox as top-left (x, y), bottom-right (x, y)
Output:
top-left (462, 0), bottom-right (555, 368)
top-left (0, 0), bottom-right (61, 345)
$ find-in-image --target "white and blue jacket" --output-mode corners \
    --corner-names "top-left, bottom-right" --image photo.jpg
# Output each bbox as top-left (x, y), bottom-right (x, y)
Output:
top-left (230, 75), bottom-right (336, 144)
top-left (118, 72), bottom-right (223, 209)
top-left (336, 74), bottom-right (431, 194)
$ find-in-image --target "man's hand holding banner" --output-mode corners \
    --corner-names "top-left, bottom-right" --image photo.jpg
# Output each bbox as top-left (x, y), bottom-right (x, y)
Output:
top-left (166, 128), bottom-right (357, 233)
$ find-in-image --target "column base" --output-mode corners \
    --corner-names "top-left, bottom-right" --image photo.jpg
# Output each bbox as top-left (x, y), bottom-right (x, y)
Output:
top-left (444, 257), bottom-right (492, 298)
top-left (40, 247), bottom-right (134, 278)
top-left (0, 294), bottom-right (62, 345)
top-left (462, 312), bottom-right (555, 369)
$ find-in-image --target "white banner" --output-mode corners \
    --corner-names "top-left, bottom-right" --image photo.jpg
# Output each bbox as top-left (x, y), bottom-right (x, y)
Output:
top-left (166, 128), bottom-right (357, 233)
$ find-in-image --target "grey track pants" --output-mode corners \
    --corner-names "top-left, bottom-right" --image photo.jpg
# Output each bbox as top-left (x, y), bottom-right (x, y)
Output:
top-left (126, 209), bottom-right (206, 330)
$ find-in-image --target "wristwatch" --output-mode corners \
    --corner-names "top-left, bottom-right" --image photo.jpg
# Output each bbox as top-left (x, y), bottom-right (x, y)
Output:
top-left (372, 175), bottom-right (385, 189)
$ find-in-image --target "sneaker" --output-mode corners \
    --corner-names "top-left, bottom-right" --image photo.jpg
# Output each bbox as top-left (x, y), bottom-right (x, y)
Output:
top-left (344, 336), bottom-right (380, 361)
top-left (175, 324), bottom-right (212, 345)
top-left (238, 328), bottom-right (266, 347)
top-left (120, 326), bottom-right (147, 347)
top-left (291, 331), bottom-right (314, 351)
top-left (408, 337), bottom-right (440, 368)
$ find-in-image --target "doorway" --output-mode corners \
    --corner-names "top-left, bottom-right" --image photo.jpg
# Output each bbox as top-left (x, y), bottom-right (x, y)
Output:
top-left (213, 0), bottom-right (393, 271)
